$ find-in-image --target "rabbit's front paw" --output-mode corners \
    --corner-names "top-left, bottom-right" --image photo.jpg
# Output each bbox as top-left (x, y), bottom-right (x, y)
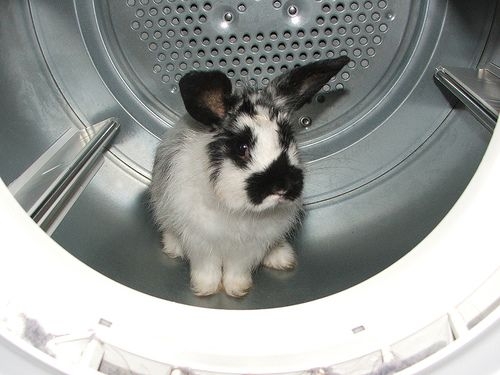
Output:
top-left (190, 277), bottom-right (221, 297)
top-left (263, 241), bottom-right (297, 271)
top-left (190, 269), bottom-right (222, 296)
top-left (223, 272), bottom-right (253, 298)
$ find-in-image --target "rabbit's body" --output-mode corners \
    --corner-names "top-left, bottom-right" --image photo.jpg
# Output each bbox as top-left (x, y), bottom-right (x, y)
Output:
top-left (150, 57), bottom-right (350, 297)
top-left (151, 115), bottom-right (302, 296)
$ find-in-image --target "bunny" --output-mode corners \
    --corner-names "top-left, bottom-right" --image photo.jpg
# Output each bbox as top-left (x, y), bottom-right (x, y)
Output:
top-left (150, 57), bottom-right (350, 297)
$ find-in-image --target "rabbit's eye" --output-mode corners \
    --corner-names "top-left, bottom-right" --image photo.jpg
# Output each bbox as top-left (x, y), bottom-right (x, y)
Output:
top-left (229, 125), bottom-right (254, 165)
top-left (237, 142), bottom-right (250, 160)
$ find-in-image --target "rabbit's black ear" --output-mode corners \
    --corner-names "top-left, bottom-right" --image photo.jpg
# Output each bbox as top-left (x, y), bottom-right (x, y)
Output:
top-left (179, 71), bottom-right (233, 127)
top-left (266, 56), bottom-right (351, 113)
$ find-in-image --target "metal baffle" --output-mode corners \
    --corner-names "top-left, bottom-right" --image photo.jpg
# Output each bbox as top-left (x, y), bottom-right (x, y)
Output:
top-left (8, 119), bottom-right (120, 232)
top-left (435, 66), bottom-right (500, 132)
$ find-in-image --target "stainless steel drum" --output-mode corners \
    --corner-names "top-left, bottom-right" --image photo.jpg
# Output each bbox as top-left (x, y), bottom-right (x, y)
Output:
top-left (0, 0), bottom-right (498, 311)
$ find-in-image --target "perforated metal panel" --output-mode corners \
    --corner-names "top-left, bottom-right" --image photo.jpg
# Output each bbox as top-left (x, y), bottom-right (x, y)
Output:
top-left (101, 0), bottom-right (408, 133)
top-left (124, 0), bottom-right (392, 87)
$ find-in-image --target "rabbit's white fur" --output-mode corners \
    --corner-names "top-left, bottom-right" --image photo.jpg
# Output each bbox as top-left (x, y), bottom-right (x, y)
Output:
top-left (151, 114), bottom-right (302, 297)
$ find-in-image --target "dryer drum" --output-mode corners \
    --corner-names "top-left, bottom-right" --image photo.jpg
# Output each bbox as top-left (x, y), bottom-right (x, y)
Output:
top-left (0, 0), bottom-right (497, 308)
top-left (0, 0), bottom-right (499, 373)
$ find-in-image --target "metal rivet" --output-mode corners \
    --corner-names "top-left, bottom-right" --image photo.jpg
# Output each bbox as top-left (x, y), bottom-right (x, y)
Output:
top-left (299, 116), bottom-right (312, 128)
top-left (224, 11), bottom-right (234, 22)
top-left (287, 5), bottom-right (298, 16)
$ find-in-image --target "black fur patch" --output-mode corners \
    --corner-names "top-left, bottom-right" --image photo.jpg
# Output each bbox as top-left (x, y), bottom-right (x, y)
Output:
top-left (277, 119), bottom-right (294, 150)
top-left (236, 96), bottom-right (257, 117)
top-left (207, 125), bottom-right (256, 183)
top-left (207, 136), bottom-right (226, 183)
top-left (245, 153), bottom-right (303, 205)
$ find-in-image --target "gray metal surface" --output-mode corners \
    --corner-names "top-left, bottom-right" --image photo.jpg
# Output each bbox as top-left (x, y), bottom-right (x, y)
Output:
top-left (0, 1), bottom-right (82, 186)
top-left (0, 0), bottom-right (498, 309)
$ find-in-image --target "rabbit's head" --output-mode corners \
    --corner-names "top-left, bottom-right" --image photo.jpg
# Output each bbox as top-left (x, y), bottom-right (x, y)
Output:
top-left (179, 57), bottom-right (350, 212)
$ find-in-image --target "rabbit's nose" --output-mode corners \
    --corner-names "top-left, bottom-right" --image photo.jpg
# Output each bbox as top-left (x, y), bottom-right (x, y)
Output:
top-left (273, 178), bottom-right (292, 195)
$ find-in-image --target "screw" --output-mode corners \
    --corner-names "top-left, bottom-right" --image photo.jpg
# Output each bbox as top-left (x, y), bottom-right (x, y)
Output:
top-left (299, 116), bottom-right (312, 128)
top-left (287, 5), bottom-right (298, 16)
